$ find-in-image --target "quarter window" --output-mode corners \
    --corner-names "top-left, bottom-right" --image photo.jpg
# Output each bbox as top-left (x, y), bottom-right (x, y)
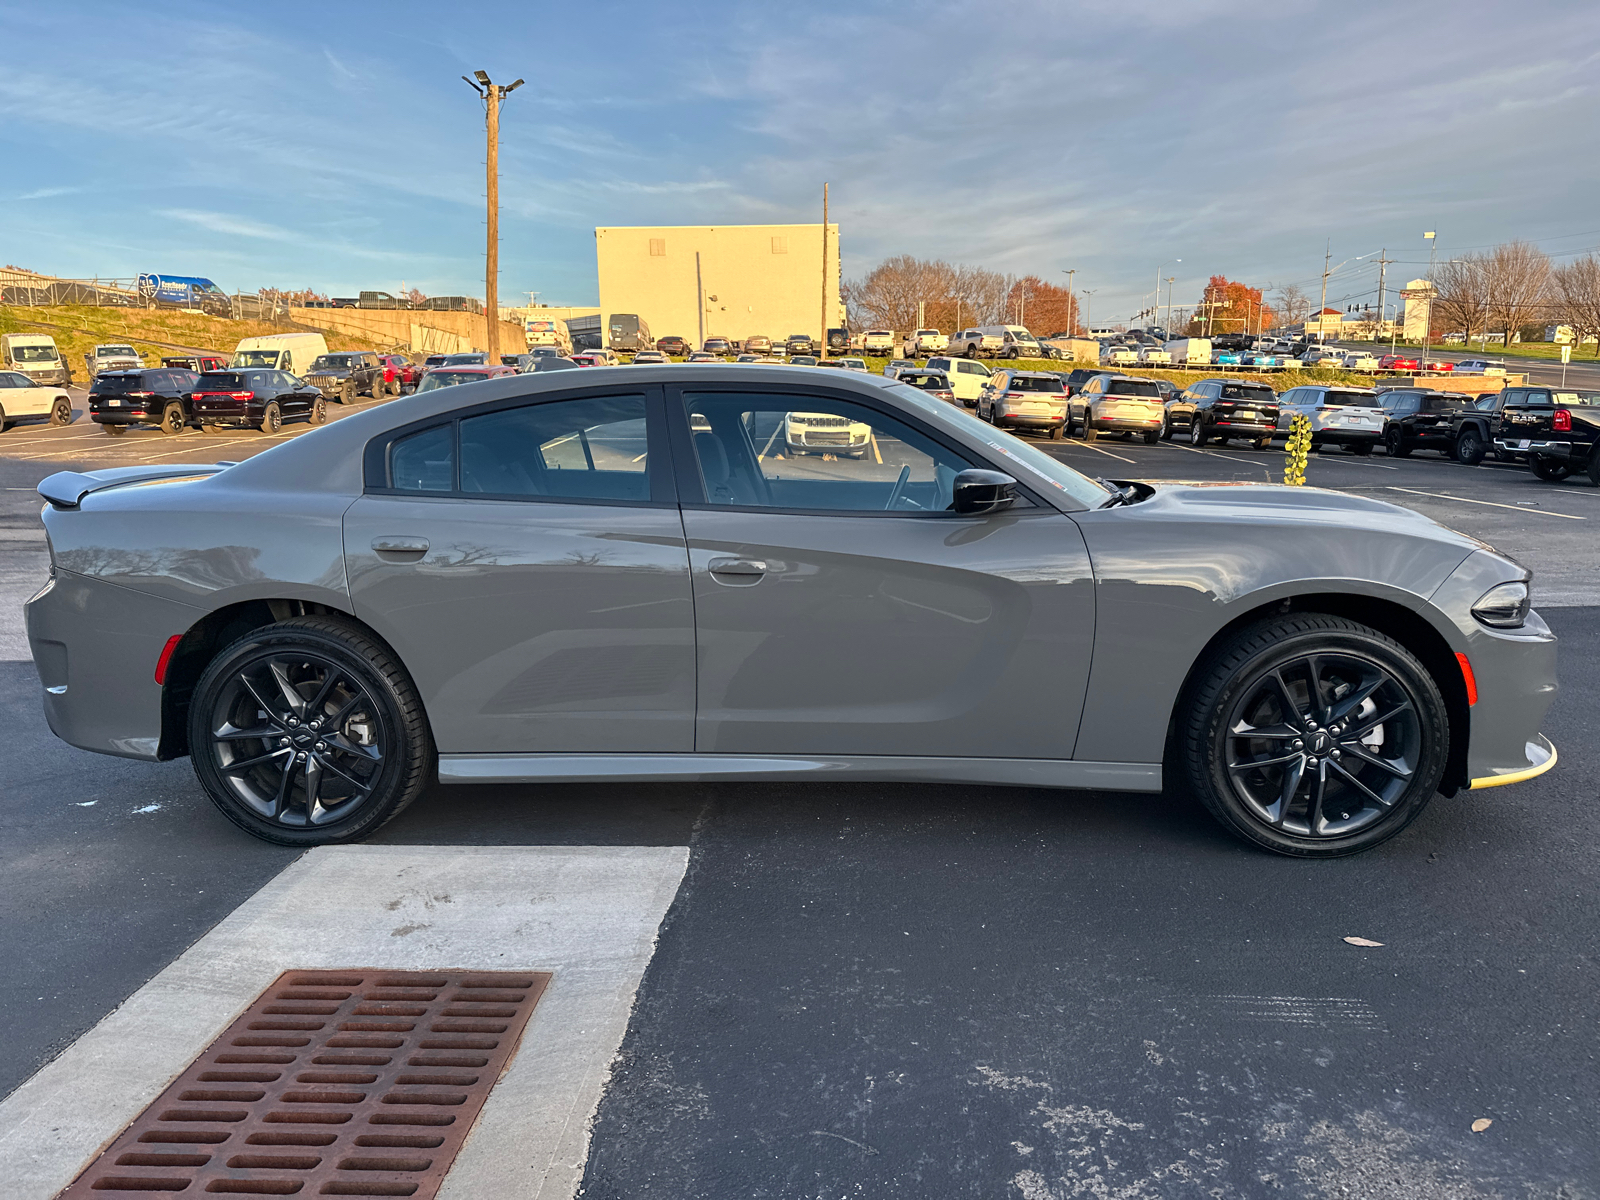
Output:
top-left (460, 394), bottom-right (649, 501)
top-left (390, 424), bottom-right (455, 492)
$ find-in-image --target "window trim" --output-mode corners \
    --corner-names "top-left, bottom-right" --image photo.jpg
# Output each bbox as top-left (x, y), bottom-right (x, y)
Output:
top-left (664, 382), bottom-right (1045, 518)
top-left (362, 384), bottom-right (676, 508)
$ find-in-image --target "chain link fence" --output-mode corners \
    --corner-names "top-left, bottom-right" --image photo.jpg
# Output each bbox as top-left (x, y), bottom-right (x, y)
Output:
top-left (0, 271), bottom-right (297, 323)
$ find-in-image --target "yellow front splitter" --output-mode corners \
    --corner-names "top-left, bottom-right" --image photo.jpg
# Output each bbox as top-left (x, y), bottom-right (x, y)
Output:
top-left (1470, 735), bottom-right (1558, 790)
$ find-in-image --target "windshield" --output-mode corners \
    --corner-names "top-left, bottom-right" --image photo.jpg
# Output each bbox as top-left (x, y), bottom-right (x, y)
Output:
top-left (416, 371), bottom-right (493, 391)
top-left (11, 345), bottom-right (59, 362)
top-left (535, 358), bottom-right (579, 371)
top-left (1106, 380), bottom-right (1160, 396)
top-left (884, 382), bottom-right (1109, 508)
top-left (1008, 376), bottom-right (1064, 393)
top-left (443, 353), bottom-right (486, 365)
top-left (98, 345), bottom-right (137, 357)
top-left (1324, 390), bottom-right (1380, 407)
top-left (233, 351), bottom-right (281, 368)
top-left (309, 354), bottom-right (359, 370)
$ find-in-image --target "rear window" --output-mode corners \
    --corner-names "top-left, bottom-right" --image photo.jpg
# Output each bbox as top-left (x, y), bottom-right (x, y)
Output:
top-left (901, 373), bottom-right (948, 389)
top-left (195, 372), bottom-right (247, 391)
top-left (1220, 385), bottom-right (1275, 403)
top-left (1105, 380), bottom-right (1160, 397)
top-left (416, 370), bottom-right (492, 391)
top-left (89, 373), bottom-right (153, 393)
top-left (1008, 376), bottom-right (1064, 393)
top-left (1323, 390), bottom-right (1379, 407)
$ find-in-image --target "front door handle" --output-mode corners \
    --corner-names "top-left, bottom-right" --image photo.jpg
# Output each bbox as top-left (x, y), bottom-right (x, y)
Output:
top-left (372, 536), bottom-right (429, 556)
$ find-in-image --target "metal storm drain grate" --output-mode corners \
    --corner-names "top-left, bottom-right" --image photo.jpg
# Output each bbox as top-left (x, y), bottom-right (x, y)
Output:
top-left (58, 969), bottom-right (549, 1198)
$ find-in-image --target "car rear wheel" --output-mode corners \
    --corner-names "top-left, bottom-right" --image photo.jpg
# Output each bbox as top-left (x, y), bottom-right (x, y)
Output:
top-left (49, 397), bottom-right (74, 426)
top-left (102, 421), bottom-right (126, 436)
top-left (1253, 436), bottom-right (1272, 450)
top-left (1530, 454), bottom-right (1571, 481)
top-left (160, 401), bottom-right (186, 436)
top-left (258, 401), bottom-right (282, 434)
top-left (1143, 430), bottom-right (1159, 444)
top-left (1385, 428), bottom-right (1412, 457)
top-left (188, 617), bottom-right (433, 846)
top-left (1180, 613), bottom-right (1448, 858)
top-left (1051, 422), bottom-right (1065, 441)
top-left (1455, 429), bottom-right (1485, 464)
top-left (1349, 443), bottom-right (1374, 456)
top-left (1190, 420), bottom-right (1208, 446)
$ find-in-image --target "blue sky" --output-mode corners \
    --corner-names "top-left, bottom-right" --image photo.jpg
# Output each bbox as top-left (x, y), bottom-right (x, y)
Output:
top-left (4, 0), bottom-right (1599, 324)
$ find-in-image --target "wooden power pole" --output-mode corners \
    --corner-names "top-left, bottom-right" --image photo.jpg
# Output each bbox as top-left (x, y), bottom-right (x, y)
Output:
top-left (463, 70), bottom-right (523, 362)
top-left (820, 183), bottom-right (830, 359)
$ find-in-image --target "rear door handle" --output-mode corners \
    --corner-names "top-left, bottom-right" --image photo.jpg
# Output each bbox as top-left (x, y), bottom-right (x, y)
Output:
top-left (372, 536), bottom-right (429, 555)
top-left (708, 557), bottom-right (766, 576)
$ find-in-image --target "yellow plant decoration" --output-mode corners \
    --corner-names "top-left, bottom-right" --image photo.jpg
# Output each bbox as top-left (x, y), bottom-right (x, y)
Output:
top-left (1284, 413), bottom-right (1311, 486)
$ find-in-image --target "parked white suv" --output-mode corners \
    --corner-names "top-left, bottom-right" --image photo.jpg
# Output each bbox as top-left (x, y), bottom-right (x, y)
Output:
top-left (924, 355), bottom-right (993, 406)
top-left (948, 329), bottom-right (1004, 358)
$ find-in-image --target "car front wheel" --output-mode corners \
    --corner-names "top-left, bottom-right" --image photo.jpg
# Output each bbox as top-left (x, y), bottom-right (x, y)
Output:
top-left (50, 397), bottom-right (74, 426)
top-left (188, 617), bottom-right (433, 846)
top-left (1180, 613), bottom-right (1448, 857)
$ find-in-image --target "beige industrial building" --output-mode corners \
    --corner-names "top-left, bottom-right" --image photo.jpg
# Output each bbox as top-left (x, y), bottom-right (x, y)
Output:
top-left (596, 224), bottom-right (843, 349)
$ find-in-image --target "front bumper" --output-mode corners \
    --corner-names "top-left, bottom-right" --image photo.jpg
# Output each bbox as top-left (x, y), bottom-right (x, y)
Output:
top-left (26, 569), bottom-right (202, 761)
top-left (19, 369), bottom-right (71, 386)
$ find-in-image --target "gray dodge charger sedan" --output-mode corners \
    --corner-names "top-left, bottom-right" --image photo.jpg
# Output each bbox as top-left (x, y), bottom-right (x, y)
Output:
top-left (26, 366), bottom-right (1558, 857)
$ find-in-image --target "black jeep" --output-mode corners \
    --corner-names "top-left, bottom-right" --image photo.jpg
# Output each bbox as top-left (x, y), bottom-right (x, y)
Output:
top-left (302, 352), bottom-right (392, 403)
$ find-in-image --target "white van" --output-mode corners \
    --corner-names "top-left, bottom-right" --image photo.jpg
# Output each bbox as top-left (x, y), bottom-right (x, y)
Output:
top-left (1, 333), bottom-right (70, 386)
top-left (231, 332), bottom-right (330, 377)
top-left (1163, 337), bottom-right (1213, 366)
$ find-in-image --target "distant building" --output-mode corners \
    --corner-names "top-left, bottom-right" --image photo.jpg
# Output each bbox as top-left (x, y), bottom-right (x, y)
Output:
top-left (1401, 279), bottom-right (1435, 341)
top-left (596, 224), bottom-right (842, 349)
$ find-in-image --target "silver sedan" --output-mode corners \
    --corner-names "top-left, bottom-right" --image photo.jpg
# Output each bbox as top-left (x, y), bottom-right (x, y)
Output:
top-left (26, 366), bottom-right (1558, 857)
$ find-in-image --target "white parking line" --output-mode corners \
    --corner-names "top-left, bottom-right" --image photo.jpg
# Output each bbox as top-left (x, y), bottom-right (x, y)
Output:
top-left (1064, 441), bottom-right (1138, 463)
top-left (1157, 441), bottom-right (1272, 467)
top-left (0, 844), bottom-right (689, 1200)
top-left (1385, 486), bottom-right (1588, 519)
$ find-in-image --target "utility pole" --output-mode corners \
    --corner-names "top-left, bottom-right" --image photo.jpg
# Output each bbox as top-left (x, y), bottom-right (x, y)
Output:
top-left (462, 70), bottom-right (523, 362)
top-left (1082, 289), bottom-right (1096, 335)
top-left (1316, 240), bottom-right (1332, 343)
top-left (696, 251), bottom-right (706, 349)
top-left (1165, 276), bottom-right (1175, 337)
top-left (1374, 248), bottom-right (1391, 343)
top-left (820, 183), bottom-right (830, 359)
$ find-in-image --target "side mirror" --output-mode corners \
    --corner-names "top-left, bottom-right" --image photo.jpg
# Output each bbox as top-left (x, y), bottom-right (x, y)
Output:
top-left (952, 469), bottom-right (1017, 516)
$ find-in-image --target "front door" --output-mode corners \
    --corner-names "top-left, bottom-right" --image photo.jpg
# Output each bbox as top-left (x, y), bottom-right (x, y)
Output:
top-left (344, 386), bottom-right (696, 754)
top-left (670, 384), bottom-right (1096, 760)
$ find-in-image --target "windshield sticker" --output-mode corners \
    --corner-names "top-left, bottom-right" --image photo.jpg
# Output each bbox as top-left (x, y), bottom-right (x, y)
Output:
top-left (984, 441), bottom-right (1068, 490)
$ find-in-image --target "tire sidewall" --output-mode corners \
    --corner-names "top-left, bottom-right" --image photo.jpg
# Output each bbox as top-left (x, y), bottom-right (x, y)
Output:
top-left (188, 621), bottom-right (427, 846)
top-left (1186, 619), bottom-right (1448, 857)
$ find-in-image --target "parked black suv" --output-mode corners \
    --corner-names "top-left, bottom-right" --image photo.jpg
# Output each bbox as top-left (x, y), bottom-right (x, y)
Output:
top-left (1498, 387), bottom-right (1600, 484)
top-left (785, 333), bottom-right (817, 356)
top-left (302, 352), bottom-right (390, 404)
top-left (1165, 378), bottom-right (1279, 447)
top-left (190, 369), bottom-right (326, 434)
top-left (88, 368), bottom-right (199, 436)
top-left (1377, 389), bottom-right (1469, 457)
top-left (1054, 367), bottom-right (1101, 396)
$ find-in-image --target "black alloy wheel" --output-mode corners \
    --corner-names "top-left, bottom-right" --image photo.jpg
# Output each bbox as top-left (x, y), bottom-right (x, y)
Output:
top-left (341, 380), bottom-right (356, 404)
top-left (1182, 614), bottom-right (1447, 857)
top-left (160, 401), bottom-right (186, 436)
top-left (258, 401), bottom-right (282, 434)
top-left (1455, 429), bottom-right (1485, 464)
top-left (49, 397), bottom-right (73, 426)
top-left (1530, 455), bottom-right (1571, 481)
top-left (188, 617), bottom-right (432, 846)
top-left (1385, 427), bottom-right (1412, 457)
top-left (310, 397), bottom-right (328, 425)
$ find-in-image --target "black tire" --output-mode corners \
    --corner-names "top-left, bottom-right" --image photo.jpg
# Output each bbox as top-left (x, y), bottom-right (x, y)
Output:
top-left (1160, 418), bottom-right (1173, 440)
top-left (1385, 428), bottom-right (1412, 457)
top-left (1253, 436), bottom-right (1272, 450)
top-left (1081, 413), bottom-right (1097, 441)
top-left (1050, 422), bottom-right (1065, 441)
top-left (49, 397), bottom-right (73, 426)
top-left (1530, 454), bottom-right (1571, 481)
top-left (258, 401), bottom-right (282, 434)
top-left (310, 397), bottom-right (328, 425)
top-left (187, 616), bottom-right (433, 846)
top-left (1190, 419), bottom-right (1208, 446)
top-left (1180, 613), bottom-right (1448, 858)
top-left (102, 421), bottom-right (126, 436)
top-left (1350, 442), bottom-right (1374, 456)
top-left (341, 380), bottom-right (356, 404)
top-left (1143, 429), bottom-right (1159, 444)
top-left (1455, 428), bottom-right (1485, 465)
top-left (160, 401), bottom-right (186, 436)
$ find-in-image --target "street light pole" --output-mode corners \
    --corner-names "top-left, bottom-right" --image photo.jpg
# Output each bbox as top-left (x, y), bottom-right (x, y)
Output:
top-left (1061, 269), bottom-right (1077, 333)
top-left (462, 70), bottom-right (524, 363)
top-left (1154, 259), bottom-right (1178, 334)
top-left (1421, 230), bottom-right (1438, 371)
top-left (1082, 290), bottom-right (1096, 336)
top-left (1165, 276), bottom-right (1175, 337)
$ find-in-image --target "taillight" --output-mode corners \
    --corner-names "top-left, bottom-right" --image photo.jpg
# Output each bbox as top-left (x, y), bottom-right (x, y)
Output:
top-left (1554, 408), bottom-right (1572, 432)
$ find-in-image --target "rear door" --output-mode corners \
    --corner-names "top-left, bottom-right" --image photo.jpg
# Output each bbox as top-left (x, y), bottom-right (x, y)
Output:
top-left (343, 385), bottom-right (697, 754)
top-left (668, 382), bottom-right (1096, 760)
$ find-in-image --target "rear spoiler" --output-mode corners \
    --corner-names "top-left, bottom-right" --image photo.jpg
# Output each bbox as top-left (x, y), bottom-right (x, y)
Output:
top-left (37, 464), bottom-right (231, 510)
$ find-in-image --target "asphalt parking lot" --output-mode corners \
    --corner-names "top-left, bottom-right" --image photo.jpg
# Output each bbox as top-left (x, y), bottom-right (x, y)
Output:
top-left (1, 412), bottom-right (1596, 1197)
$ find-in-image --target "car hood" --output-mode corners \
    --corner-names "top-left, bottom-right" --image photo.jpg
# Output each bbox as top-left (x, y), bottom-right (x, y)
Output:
top-left (310, 366), bottom-right (355, 376)
top-left (1119, 481), bottom-right (1488, 552)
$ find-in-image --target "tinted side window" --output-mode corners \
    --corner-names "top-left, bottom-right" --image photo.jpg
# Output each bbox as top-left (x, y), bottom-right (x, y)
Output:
top-left (460, 394), bottom-right (649, 502)
top-left (390, 425), bottom-right (455, 492)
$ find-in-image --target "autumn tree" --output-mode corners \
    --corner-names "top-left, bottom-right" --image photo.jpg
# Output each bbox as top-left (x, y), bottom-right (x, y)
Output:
top-left (1187, 276), bottom-right (1273, 336)
top-left (1003, 275), bottom-right (1080, 335)
top-left (844, 257), bottom-right (1016, 333)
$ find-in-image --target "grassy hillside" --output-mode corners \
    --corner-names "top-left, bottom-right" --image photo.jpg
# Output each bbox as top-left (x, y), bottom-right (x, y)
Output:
top-left (0, 305), bottom-right (389, 379)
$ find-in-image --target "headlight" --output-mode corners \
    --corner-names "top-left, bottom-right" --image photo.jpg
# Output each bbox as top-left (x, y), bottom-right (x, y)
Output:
top-left (1471, 580), bottom-right (1531, 628)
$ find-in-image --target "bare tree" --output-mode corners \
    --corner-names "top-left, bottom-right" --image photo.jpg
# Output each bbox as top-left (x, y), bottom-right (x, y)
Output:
top-left (1484, 240), bottom-right (1551, 346)
top-left (1269, 282), bottom-right (1311, 327)
top-left (845, 257), bottom-right (1012, 333)
top-left (1552, 254), bottom-right (1600, 358)
top-left (1432, 254), bottom-right (1491, 344)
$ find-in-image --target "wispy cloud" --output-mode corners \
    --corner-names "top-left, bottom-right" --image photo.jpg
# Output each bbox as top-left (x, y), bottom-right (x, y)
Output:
top-left (159, 209), bottom-right (296, 241)
top-left (14, 186), bottom-right (80, 201)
